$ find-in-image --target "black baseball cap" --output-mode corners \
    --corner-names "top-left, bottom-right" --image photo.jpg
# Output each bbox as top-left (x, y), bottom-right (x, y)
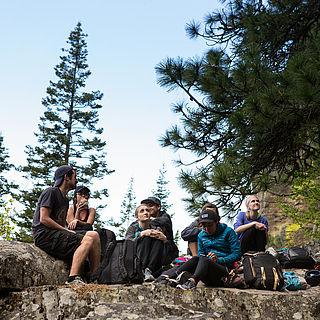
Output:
top-left (199, 209), bottom-right (220, 223)
top-left (75, 186), bottom-right (90, 195)
top-left (53, 165), bottom-right (74, 187)
top-left (141, 196), bottom-right (161, 206)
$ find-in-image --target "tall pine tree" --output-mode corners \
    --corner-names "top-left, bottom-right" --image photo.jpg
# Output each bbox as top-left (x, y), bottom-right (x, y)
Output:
top-left (108, 178), bottom-right (137, 238)
top-left (17, 22), bottom-right (113, 241)
top-left (152, 164), bottom-right (180, 244)
top-left (156, 0), bottom-right (320, 216)
top-left (152, 164), bottom-right (172, 215)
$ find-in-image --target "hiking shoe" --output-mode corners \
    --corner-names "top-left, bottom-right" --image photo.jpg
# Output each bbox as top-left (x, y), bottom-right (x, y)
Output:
top-left (177, 271), bottom-right (193, 285)
top-left (177, 278), bottom-right (197, 290)
top-left (170, 271), bottom-right (193, 287)
top-left (144, 268), bottom-right (155, 282)
top-left (65, 276), bottom-right (86, 285)
top-left (155, 275), bottom-right (170, 285)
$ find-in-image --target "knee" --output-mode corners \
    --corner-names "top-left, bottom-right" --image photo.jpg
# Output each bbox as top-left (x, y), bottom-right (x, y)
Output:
top-left (86, 231), bottom-right (100, 244)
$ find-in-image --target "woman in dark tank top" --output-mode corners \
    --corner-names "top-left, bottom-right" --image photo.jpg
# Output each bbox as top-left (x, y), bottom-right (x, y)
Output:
top-left (67, 185), bottom-right (96, 232)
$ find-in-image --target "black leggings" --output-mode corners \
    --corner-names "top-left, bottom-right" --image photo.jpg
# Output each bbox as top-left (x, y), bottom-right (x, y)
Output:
top-left (137, 236), bottom-right (164, 273)
top-left (177, 255), bottom-right (228, 287)
top-left (240, 227), bottom-right (267, 254)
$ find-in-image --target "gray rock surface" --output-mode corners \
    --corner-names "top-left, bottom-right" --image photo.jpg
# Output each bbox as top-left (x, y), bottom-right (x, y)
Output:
top-left (0, 283), bottom-right (319, 320)
top-left (0, 240), bottom-right (68, 291)
top-left (1, 240), bottom-right (319, 319)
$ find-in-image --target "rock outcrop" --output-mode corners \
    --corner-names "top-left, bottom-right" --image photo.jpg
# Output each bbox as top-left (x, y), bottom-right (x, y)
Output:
top-left (1, 283), bottom-right (319, 319)
top-left (0, 240), bottom-right (68, 292)
top-left (1, 240), bottom-right (319, 319)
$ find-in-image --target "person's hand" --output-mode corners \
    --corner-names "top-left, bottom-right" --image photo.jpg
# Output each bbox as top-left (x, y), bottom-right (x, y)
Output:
top-left (254, 222), bottom-right (266, 230)
top-left (140, 229), bottom-right (152, 237)
top-left (68, 219), bottom-right (78, 230)
top-left (152, 230), bottom-right (167, 242)
top-left (207, 252), bottom-right (217, 263)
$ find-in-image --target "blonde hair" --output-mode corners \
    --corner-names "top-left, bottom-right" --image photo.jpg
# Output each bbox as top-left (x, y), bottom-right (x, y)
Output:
top-left (135, 204), bottom-right (148, 217)
top-left (245, 195), bottom-right (260, 219)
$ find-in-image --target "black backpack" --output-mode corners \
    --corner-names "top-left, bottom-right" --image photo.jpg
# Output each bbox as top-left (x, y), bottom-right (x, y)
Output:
top-left (276, 247), bottom-right (316, 269)
top-left (243, 252), bottom-right (284, 291)
top-left (98, 239), bottom-right (144, 285)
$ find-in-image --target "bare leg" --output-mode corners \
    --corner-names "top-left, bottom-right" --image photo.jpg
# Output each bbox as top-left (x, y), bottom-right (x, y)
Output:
top-left (69, 233), bottom-right (94, 276)
top-left (86, 231), bottom-right (101, 273)
top-left (188, 242), bottom-right (198, 256)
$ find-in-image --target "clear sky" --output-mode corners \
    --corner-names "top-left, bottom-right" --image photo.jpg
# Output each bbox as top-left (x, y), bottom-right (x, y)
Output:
top-left (1, 0), bottom-right (222, 250)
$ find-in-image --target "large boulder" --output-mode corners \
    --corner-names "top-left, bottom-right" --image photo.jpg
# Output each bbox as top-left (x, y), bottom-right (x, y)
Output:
top-left (0, 240), bottom-right (69, 292)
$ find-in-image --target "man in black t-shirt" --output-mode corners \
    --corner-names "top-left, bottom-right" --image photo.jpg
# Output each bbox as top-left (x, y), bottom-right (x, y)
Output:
top-left (32, 165), bottom-right (100, 285)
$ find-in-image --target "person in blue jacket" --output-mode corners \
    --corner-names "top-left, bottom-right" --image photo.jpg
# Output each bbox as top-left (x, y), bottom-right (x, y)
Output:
top-left (233, 195), bottom-right (269, 254)
top-left (176, 208), bottom-right (241, 290)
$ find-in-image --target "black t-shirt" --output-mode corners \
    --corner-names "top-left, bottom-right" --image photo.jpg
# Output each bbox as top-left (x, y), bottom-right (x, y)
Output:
top-left (32, 187), bottom-right (69, 237)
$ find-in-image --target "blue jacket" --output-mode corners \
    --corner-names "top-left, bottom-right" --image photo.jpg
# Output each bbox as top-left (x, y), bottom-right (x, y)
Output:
top-left (198, 223), bottom-right (241, 267)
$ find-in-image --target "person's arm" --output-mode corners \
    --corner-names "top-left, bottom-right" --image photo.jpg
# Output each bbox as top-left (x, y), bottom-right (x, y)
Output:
top-left (150, 213), bottom-right (173, 238)
top-left (125, 223), bottom-right (139, 240)
top-left (66, 206), bottom-right (75, 224)
top-left (181, 219), bottom-right (201, 242)
top-left (235, 221), bottom-right (258, 234)
top-left (216, 229), bottom-right (241, 266)
top-left (147, 229), bottom-right (167, 242)
top-left (85, 208), bottom-right (96, 225)
top-left (40, 207), bottom-right (73, 232)
top-left (197, 232), bottom-right (205, 256)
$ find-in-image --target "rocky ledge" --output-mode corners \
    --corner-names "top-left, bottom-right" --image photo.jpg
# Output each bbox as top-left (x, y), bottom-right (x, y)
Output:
top-left (1, 283), bottom-right (319, 320)
top-left (0, 240), bottom-right (319, 319)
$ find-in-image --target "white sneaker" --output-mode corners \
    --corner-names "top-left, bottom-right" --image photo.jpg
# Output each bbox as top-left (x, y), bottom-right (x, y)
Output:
top-left (144, 268), bottom-right (155, 282)
top-left (65, 276), bottom-right (86, 285)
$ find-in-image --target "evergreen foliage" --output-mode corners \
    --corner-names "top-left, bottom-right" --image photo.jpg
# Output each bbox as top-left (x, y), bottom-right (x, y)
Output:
top-left (152, 164), bottom-right (173, 214)
top-left (0, 198), bottom-right (15, 240)
top-left (152, 164), bottom-right (181, 244)
top-left (16, 22), bottom-right (113, 242)
top-left (155, 0), bottom-right (320, 217)
top-left (0, 133), bottom-right (17, 197)
top-left (108, 178), bottom-right (137, 238)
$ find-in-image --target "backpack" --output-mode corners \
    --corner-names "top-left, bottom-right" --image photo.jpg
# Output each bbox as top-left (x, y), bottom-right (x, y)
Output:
top-left (243, 252), bottom-right (284, 291)
top-left (283, 271), bottom-right (307, 291)
top-left (277, 247), bottom-right (316, 269)
top-left (98, 239), bottom-right (144, 285)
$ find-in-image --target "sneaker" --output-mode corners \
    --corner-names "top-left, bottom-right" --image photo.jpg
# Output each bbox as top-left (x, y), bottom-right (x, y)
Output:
top-left (144, 268), bottom-right (155, 282)
top-left (170, 271), bottom-right (193, 287)
top-left (155, 275), bottom-right (170, 285)
top-left (177, 278), bottom-right (197, 290)
top-left (65, 276), bottom-right (86, 285)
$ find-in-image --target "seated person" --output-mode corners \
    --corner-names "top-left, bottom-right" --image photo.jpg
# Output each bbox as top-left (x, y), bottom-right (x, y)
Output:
top-left (234, 194), bottom-right (269, 254)
top-left (176, 208), bottom-right (241, 290)
top-left (125, 204), bottom-right (167, 282)
top-left (181, 202), bottom-right (219, 256)
top-left (140, 196), bottom-right (179, 266)
top-left (67, 186), bottom-right (96, 232)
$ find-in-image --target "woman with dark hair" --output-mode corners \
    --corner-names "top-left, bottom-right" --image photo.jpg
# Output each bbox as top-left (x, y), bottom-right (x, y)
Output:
top-left (181, 202), bottom-right (218, 256)
top-left (67, 186), bottom-right (96, 232)
top-left (175, 208), bottom-right (241, 290)
top-left (234, 195), bottom-right (269, 254)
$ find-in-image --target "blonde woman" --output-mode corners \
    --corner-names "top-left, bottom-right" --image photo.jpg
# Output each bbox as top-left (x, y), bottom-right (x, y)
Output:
top-left (234, 195), bottom-right (268, 254)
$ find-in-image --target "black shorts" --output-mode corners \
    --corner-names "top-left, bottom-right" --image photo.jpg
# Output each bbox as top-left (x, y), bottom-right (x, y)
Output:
top-left (34, 229), bottom-right (84, 262)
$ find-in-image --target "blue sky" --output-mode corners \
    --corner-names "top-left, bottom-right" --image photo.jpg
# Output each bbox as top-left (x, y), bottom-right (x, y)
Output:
top-left (1, 0), bottom-right (222, 249)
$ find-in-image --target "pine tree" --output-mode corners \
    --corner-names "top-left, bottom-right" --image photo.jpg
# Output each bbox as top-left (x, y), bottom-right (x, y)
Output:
top-left (152, 164), bottom-right (172, 214)
top-left (155, 0), bottom-right (320, 216)
top-left (16, 22), bottom-right (113, 242)
top-left (0, 134), bottom-right (17, 239)
top-left (108, 178), bottom-right (137, 238)
top-left (0, 133), bottom-right (17, 197)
